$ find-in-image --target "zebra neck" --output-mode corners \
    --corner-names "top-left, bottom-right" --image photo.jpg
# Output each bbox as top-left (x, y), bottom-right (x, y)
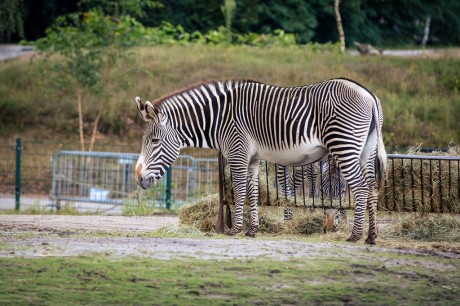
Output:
top-left (161, 81), bottom-right (237, 150)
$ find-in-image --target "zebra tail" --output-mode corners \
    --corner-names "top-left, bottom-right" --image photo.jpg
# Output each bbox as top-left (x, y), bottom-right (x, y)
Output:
top-left (374, 100), bottom-right (387, 191)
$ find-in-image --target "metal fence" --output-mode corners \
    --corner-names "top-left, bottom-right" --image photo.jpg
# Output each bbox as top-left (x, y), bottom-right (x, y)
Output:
top-left (0, 139), bottom-right (219, 213)
top-left (218, 154), bottom-right (460, 213)
top-left (2, 138), bottom-right (459, 215)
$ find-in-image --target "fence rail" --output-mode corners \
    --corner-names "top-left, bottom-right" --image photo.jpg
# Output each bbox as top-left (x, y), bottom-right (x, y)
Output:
top-left (218, 153), bottom-right (460, 213)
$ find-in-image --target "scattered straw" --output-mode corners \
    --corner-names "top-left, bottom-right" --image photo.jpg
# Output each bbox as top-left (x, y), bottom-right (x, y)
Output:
top-left (380, 213), bottom-right (460, 242)
top-left (179, 196), bottom-right (337, 235)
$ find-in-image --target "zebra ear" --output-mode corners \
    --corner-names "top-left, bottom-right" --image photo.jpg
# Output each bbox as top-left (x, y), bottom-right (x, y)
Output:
top-left (135, 97), bottom-right (150, 122)
top-left (145, 101), bottom-right (168, 126)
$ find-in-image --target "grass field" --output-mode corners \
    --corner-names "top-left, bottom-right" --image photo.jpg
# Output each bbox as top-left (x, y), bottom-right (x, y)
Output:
top-left (0, 45), bottom-right (458, 148)
top-left (1, 254), bottom-right (458, 305)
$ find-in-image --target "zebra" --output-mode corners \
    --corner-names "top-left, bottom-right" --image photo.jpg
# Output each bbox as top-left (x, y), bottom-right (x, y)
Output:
top-left (276, 164), bottom-right (316, 198)
top-left (323, 206), bottom-right (347, 232)
top-left (283, 206), bottom-right (347, 233)
top-left (318, 156), bottom-right (347, 200)
top-left (134, 78), bottom-right (387, 244)
top-left (276, 155), bottom-right (347, 200)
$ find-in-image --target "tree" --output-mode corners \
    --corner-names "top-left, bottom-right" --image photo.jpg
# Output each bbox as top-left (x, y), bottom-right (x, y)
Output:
top-left (334, 0), bottom-right (345, 52)
top-left (0, 0), bottom-right (25, 42)
top-left (36, 10), bottom-right (144, 150)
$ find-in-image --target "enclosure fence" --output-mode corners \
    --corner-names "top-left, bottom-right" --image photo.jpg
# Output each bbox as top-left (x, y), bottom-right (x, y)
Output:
top-left (1, 138), bottom-right (459, 215)
top-left (217, 154), bottom-right (460, 213)
top-left (0, 139), bottom-right (219, 213)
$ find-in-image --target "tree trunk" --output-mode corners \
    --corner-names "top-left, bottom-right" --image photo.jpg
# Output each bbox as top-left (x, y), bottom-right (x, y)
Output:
top-left (88, 111), bottom-right (102, 153)
top-left (334, 0), bottom-right (345, 53)
top-left (77, 92), bottom-right (85, 151)
top-left (421, 16), bottom-right (431, 47)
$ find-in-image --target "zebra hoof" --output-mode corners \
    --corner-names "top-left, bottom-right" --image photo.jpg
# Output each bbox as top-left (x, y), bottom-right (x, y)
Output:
top-left (365, 235), bottom-right (377, 245)
top-left (346, 235), bottom-right (361, 242)
top-left (245, 231), bottom-right (256, 238)
top-left (225, 227), bottom-right (242, 236)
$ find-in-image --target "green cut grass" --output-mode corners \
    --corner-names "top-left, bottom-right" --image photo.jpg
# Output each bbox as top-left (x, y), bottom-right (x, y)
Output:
top-left (0, 254), bottom-right (458, 305)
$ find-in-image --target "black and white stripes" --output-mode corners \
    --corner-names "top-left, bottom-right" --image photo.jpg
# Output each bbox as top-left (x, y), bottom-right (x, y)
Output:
top-left (134, 78), bottom-right (387, 243)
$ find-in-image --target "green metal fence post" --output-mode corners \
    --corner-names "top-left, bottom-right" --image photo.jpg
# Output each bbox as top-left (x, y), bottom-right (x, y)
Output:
top-left (15, 138), bottom-right (22, 210)
top-left (165, 167), bottom-right (172, 209)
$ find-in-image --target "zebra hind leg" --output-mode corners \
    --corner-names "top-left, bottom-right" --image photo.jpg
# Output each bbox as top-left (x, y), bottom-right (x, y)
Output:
top-left (333, 157), bottom-right (369, 242)
top-left (245, 159), bottom-right (261, 237)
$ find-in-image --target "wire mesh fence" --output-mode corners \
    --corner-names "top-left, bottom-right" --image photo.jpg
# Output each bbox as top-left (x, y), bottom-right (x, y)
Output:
top-left (0, 139), bottom-right (219, 213)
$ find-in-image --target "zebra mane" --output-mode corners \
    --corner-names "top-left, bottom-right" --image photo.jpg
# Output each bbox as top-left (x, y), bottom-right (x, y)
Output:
top-left (151, 79), bottom-right (261, 107)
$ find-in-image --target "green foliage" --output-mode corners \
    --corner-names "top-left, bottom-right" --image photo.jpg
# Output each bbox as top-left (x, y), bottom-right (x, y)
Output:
top-left (78, 0), bottom-right (162, 18)
top-left (0, 0), bottom-right (25, 42)
top-left (36, 10), bottom-right (143, 93)
top-left (132, 21), bottom-right (298, 47)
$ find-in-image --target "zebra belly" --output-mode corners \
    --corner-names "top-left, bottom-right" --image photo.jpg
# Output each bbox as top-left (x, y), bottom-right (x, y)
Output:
top-left (256, 142), bottom-right (329, 166)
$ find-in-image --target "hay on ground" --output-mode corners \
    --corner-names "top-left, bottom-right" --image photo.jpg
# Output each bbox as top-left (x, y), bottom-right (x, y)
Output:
top-left (180, 195), bottom-right (335, 235)
top-left (380, 213), bottom-right (460, 242)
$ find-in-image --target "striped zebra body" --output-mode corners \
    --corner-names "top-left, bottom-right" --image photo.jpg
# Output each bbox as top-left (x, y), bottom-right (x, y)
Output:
top-left (134, 78), bottom-right (387, 244)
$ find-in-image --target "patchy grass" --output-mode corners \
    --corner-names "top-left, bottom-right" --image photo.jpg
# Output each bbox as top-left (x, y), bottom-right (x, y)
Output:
top-left (0, 254), bottom-right (458, 305)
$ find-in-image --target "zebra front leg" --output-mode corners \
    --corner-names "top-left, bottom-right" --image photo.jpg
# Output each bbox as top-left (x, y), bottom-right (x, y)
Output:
top-left (225, 162), bottom-right (248, 236)
top-left (245, 159), bottom-right (260, 237)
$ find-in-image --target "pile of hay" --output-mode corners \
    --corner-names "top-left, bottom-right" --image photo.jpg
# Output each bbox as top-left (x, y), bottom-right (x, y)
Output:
top-left (179, 194), bottom-right (220, 232)
top-left (381, 213), bottom-right (460, 242)
top-left (380, 145), bottom-right (460, 213)
top-left (179, 194), bottom-right (329, 235)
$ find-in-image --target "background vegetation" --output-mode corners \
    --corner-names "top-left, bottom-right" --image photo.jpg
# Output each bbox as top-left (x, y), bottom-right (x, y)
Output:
top-left (1, 45), bottom-right (458, 148)
top-left (0, 0), bottom-right (459, 149)
top-left (2, 0), bottom-right (460, 46)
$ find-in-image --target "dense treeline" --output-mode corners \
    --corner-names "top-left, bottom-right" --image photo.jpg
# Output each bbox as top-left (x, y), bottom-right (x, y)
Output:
top-left (1, 0), bottom-right (459, 46)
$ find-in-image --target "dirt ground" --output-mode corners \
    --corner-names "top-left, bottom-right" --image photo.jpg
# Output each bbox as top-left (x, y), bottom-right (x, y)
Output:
top-left (1, 215), bottom-right (459, 263)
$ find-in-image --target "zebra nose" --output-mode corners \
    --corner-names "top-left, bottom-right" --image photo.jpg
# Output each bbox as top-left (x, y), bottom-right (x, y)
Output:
top-left (135, 164), bottom-right (148, 189)
top-left (136, 176), bottom-right (146, 189)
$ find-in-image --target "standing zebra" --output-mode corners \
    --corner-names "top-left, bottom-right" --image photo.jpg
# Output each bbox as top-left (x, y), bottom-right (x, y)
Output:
top-left (134, 78), bottom-right (387, 244)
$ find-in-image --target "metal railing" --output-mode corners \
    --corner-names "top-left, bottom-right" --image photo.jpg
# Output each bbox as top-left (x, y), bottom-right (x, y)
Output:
top-left (51, 151), bottom-right (219, 209)
top-left (217, 153), bottom-right (460, 213)
top-left (383, 154), bottom-right (460, 212)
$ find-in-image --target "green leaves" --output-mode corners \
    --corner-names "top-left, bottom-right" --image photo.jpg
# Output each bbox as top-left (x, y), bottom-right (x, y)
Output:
top-left (36, 10), bottom-right (144, 93)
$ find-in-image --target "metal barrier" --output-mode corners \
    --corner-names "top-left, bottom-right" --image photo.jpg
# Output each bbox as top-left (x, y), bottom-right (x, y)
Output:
top-left (218, 153), bottom-right (460, 213)
top-left (383, 154), bottom-right (460, 212)
top-left (51, 150), bottom-right (219, 209)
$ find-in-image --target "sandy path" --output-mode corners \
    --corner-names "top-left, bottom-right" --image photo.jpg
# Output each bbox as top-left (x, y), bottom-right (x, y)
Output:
top-left (1, 215), bottom-right (459, 263)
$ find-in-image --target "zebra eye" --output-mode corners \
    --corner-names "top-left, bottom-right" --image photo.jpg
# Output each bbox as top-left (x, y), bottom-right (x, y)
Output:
top-left (151, 138), bottom-right (160, 144)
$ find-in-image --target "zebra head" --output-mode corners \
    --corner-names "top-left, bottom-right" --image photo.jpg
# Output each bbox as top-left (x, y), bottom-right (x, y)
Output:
top-left (323, 207), bottom-right (347, 232)
top-left (134, 97), bottom-right (182, 189)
